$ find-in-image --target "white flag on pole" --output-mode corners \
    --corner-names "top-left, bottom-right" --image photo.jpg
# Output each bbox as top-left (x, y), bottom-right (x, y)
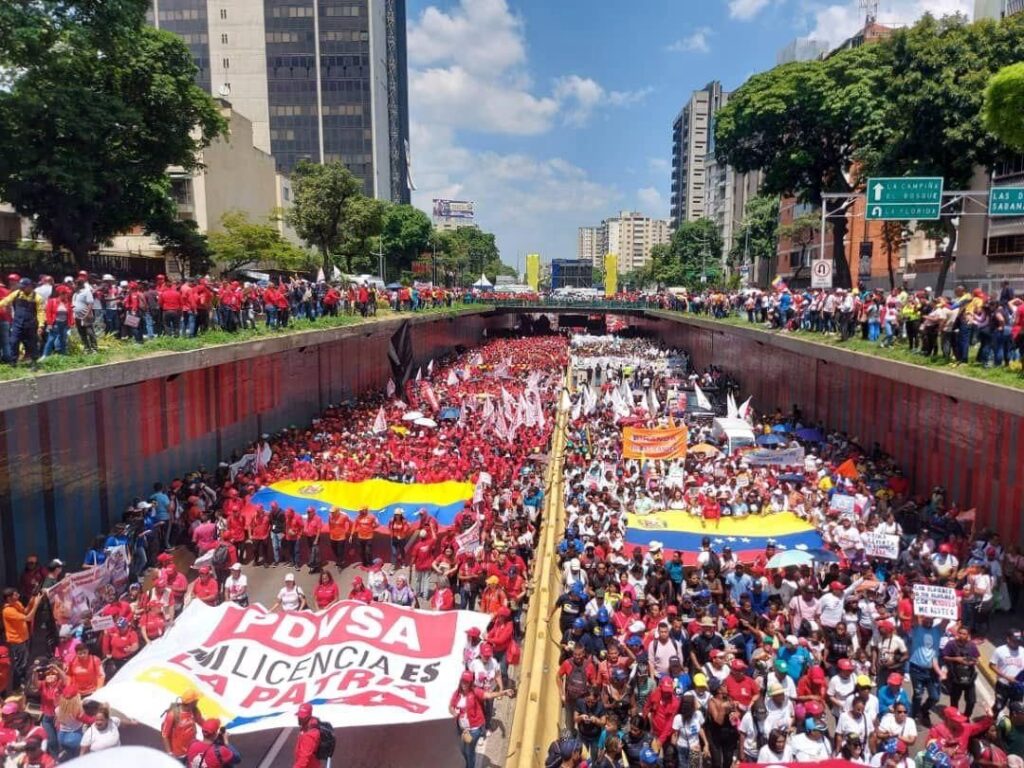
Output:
top-left (415, 367), bottom-right (422, 382)
top-left (446, 369), bottom-right (458, 387)
top-left (727, 392), bottom-right (738, 419)
top-left (386, 378), bottom-right (396, 398)
top-left (372, 406), bottom-right (387, 434)
top-left (737, 396), bottom-right (752, 420)
top-left (427, 359), bottom-right (434, 375)
top-left (693, 382), bottom-right (712, 410)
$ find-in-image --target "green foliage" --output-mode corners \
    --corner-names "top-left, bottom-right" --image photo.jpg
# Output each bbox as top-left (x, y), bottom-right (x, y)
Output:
top-left (286, 161), bottom-right (364, 269)
top-left (778, 212), bottom-right (820, 255)
top-left (208, 211), bottom-right (314, 274)
top-left (433, 226), bottom-right (513, 285)
top-left (985, 62), bottom-right (1024, 151)
top-left (339, 196), bottom-right (388, 274)
top-left (149, 217), bottom-right (212, 276)
top-left (731, 195), bottom-right (779, 269)
top-left (381, 204), bottom-right (432, 275)
top-left (0, 21), bottom-right (226, 263)
top-left (642, 219), bottom-right (723, 288)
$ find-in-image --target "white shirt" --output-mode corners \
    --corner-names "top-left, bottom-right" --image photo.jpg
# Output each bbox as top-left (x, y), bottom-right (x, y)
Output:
top-left (469, 656), bottom-right (501, 691)
top-left (277, 585), bottom-right (304, 611)
top-left (991, 644), bottom-right (1024, 681)
top-left (81, 718), bottom-right (121, 752)
top-left (877, 712), bottom-right (917, 742)
top-left (791, 733), bottom-right (832, 761)
top-left (738, 711), bottom-right (765, 757)
top-left (224, 574), bottom-right (248, 602)
top-left (819, 593), bottom-right (845, 628)
top-left (671, 710), bottom-right (704, 751)
top-left (757, 744), bottom-right (794, 762)
top-left (837, 710), bottom-right (872, 744)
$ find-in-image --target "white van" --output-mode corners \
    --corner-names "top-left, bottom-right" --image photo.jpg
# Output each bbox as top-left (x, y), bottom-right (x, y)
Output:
top-left (711, 417), bottom-right (757, 455)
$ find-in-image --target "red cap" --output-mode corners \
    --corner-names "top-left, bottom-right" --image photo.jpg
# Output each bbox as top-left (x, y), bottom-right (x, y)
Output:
top-left (709, 649), bottom-right (722, 660)
top-left (460, 671), bottom-right (474, 683)
top-left (805, 700), bottom-right (824, 717)
top-left (837, 658), bottom-right (854, 672)
top-left (466, 627), bottom-right (481, 638)
top-left (199, 565), bottom-right (212, 575)
top-left (201, 719), bottom-right (222, 737)
top-left (810, 667), bottom-right (826, 682)
top-left (666, 605), bottom-right (679, 616)
top-left (6, 274), bottom-right (19, 283)
top-left (887, 672), bottom-right (904, 686)
top-left (659, 677), bottom-right (675, 692)
top-left (879, 620), bottom-right (895, 633)
top-left (829, 581), bottom-right (844, 591)
top-left (730, 659), bottom-right (747, 671)
top-left (480, 643), bottom-right (493, 657)
top-left (939, 543), bottom-right (952, 554)
top-left (297, 703), bottom-right (314, 720)
top-left (943, 706), bottom-right (967, 723)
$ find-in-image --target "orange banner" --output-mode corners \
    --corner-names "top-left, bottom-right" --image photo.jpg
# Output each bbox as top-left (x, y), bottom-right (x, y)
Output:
top-left (622, 426), bottom-right (689, 459)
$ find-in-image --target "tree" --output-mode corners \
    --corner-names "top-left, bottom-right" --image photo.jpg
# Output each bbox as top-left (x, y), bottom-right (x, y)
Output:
top-left (0, 23), bottom-right (226, 264)
top-left (778, 212), bottom-right (820, 274)
top-left (338, 196), bottom-right (387, 274)
top-left (731, 195), bottom-right (779, 282)
top-left (856, 12), bottom-right (1024, 294)
top-left (984, 62), bottom-right (1024, 151)
top-left (381, 204), bottom-right (432, 276)
top-left (434, 226), bottom-right (512, 286)
top-left (150, 217), bottom-right (212, 276)
top-left (286, 161), bottom-right (363, 270)
top-left (208, 211), bottom-right (315, 274)
top-left (715, 45), bottom-right (890, 289)
top-left (880, 222), bottom-right (908, 290)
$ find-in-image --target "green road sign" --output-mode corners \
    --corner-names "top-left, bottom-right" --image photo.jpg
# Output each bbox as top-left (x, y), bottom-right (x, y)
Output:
top-left (865, 177), bottom-right (944, 220)
top-left (989, 187), bottom-right (1024, 217)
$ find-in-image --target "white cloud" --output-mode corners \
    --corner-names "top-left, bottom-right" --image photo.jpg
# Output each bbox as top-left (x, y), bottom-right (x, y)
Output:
top-left (554, 76), bottom-right (652, 127)
top-left (729, 0), bottom-right (772, 20)
top-left (648, 157), bottom-right (670, 173)
top-left (637, 187), bottom-right (669, 218)
top-left (408, 1), bottom-right (624, 263)
top-left (806, 0), bottom-right (973, 46)
top-left (667, 27), bottom-right (713, 53)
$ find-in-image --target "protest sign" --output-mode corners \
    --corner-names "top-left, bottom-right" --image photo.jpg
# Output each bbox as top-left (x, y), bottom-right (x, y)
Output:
top-left (743, 446), bottom-right (805, 467)
top-left (454, 522), bottom-right (481, 554)
top-left (829, 494), bottom-right (857, 516)
top-left (91, 615), bottom-right (116, 631)
top-left (862, 532), bottom-right (900, 560)
top-left (46, 546), bottom-right (130, 626)
top-left (91, 600), bottom-right (491, 733)
top-left (621, 426), bottom-right (689, 460)
top-left (734, 473), bottom-right (751, 489)
top-left (913, 583), bottom-right (959, 620)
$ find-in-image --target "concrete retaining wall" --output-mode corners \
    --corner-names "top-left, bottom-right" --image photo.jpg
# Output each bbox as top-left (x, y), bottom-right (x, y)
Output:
top-left (0, 311), bottom-right (504, 581)
top-left (638, 311), bottom-right (1024, 544)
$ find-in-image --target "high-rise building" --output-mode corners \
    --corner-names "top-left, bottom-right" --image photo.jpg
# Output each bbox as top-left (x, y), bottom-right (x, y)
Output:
top-left (149, 0), bottom-right (411, 203)
top-left (670, 81), bottom-right (728, 228)
top-left (577, 226), bottom-right (601, 264)
top-left (579, 212), bottom-right (671, 273)
top-left (776, 38), bottom-right (829, 65)
top-left (974, 0), bottom-right (1024, 19)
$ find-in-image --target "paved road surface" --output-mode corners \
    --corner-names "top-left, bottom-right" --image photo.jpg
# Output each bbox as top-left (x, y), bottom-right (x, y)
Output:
top-left (118, 551), bottom-right (513, 768)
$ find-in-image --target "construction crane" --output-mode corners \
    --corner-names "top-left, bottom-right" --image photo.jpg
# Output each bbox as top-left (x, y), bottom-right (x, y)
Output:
top-left (859, 0), bottom-right (879, 24)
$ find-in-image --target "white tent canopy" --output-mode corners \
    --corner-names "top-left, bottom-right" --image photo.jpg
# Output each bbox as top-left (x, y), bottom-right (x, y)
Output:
top-left (472, 274), bottom-right (493, 289)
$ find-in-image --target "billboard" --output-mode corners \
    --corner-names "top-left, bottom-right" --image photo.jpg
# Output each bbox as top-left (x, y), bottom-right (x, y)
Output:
top-left (432, 199), bottom-right (475, 220)
top-left (604, 253), bottom-right (618, 297)
top-left (526, 253), bottom-right (540, 291)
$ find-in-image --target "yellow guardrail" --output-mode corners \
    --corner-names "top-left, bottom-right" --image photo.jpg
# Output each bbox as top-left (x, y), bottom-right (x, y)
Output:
top-left (506, 375), bottom-right (571, 768)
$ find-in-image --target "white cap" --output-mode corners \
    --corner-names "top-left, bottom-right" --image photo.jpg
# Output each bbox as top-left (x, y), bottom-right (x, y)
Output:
top-left (231, 562), bottom-right (241, 570)
top-left (649, 540), bottom-right (663, 552)
top-left (629, 620), bottom-right (646, 633)
top-left (284, 573), bottom-right (295, 582)
top-left (119, 280), bottom-right (128, 287)
top-left (102, 274), bottom-right (115, 281)
top-left (569, 558), bottom-right (580, 570)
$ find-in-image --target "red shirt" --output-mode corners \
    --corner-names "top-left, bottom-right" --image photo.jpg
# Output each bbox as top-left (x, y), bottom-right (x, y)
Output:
top-left (353, 514), bottom-right (377, 540)
top-left (293, 720), bottom-right (322, 768)
top-left (411, 540), bottom-right (435, 570)
top-left (449, 686), bottom-right (487, 730)
top-left (186, 740), bottom-right (234, 768)
top-left (68, 654), bottom-right (103, 694)
top-left (303, 516), bottom-right (323, 537)
top-left (314, 582), bottom-right (339, 608)
top-left (643, 691), bottom-right (681, 743)
top-left (192, 577), bottom-right (219, 605)
top-left (102, 628), bottom-right (141, 660)
top-left (724, 673), bottom-right (760, 709)
top-left (159, 287), bottom-right (183, 311)
top-left (328, 514), bottom-right (351, 541)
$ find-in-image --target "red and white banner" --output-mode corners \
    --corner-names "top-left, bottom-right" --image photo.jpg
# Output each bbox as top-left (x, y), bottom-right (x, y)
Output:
top-left (92, 600), bottom-right (490, 733)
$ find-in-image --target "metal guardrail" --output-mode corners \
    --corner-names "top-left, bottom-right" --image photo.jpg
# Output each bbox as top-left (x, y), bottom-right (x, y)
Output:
top-left (481, 299), bottom-right (665, 311)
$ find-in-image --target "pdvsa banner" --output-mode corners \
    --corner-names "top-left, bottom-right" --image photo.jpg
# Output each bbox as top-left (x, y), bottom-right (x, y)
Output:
top-left (621, 425), bottom-right (688, 459)
top-left (92, 600), bottom-right (491, 733)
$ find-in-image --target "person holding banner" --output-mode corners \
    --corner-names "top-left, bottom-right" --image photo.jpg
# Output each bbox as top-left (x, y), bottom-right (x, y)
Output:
top-left (450, 671), bottom-right (513, 768)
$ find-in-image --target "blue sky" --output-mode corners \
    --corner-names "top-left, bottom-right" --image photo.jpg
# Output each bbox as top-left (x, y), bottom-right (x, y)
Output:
top-left (405, 0), bottom-right (973, 273)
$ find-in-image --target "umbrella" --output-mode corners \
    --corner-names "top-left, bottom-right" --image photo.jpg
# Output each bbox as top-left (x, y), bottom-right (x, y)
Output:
top-left (766, 550), bottom-right (815, 569)
top-left (755, 434), bottom-right (785, 447)
top-left (806, 548), bottom-right (840, 564)
top-left (690, 443), bottom-right (722, 457)
top-left (771, 424), bottom-right (790, 433)
top-left (414, 417), bottom-right (438, 428)
top-left (386, 282), bottom-right (402, 290)
top-left (401, 410), bottom-right (424, 421)
top-left (795, 427), bottom-right (824, 442)
top-left (439, 407), bottom-right (461, 421)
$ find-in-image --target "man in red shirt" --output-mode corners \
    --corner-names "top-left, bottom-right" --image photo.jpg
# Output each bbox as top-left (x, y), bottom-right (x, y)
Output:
top-left (349, 508), bottom-right (378, 566)
top-left (163, 562), bottom-right (189, 615)
top-left (293, 703), bottom-right (322, 768)
top-left (724, 658), bottom-right (760, 712)
top-left (188, 567), bottom-right (220, 607)
top-left (102, 618), bottom-right (140, 672)
top-left (159, 283), bottom-right (183, 337)
top-left (928, 705), bottom-right (992, 755)
top-left (643, 676), bottom-right (681, 745)
top-left (185, 719), bottom-right (240, 767)
top-left (558, 645), bottom-right (598, 723)
top-left (302, 508), bottom-right (323, 572)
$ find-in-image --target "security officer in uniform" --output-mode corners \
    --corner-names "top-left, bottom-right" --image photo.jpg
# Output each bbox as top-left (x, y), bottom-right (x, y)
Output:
top-left (0, 277), bottom-right (44, 367)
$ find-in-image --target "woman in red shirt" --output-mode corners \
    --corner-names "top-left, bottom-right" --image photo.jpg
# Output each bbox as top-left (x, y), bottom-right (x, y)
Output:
top-left (449, 671), bottom-right (510, 768)
top-left (250, 506), bottom-right (271, 566)
top-left (313, 571), bottom-right (339, 610)
top-left (389, 510), bottom-right (411, 568)
top-left (67, 646), bottom-right (104, 696)
top-left (328, 509), bottom-right (351, 567)
top-left (188, 567), bottom-right (220, 607)
top-left (348, 577), bottom-right (373, 604)
top-left (140, 602), bottom-right (167, 644)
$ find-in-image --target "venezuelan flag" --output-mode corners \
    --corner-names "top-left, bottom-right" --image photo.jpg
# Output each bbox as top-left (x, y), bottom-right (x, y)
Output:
top-left (249, 479), bottom-right (474, 527)
top-left (624, 511), bottom-right (822, 565)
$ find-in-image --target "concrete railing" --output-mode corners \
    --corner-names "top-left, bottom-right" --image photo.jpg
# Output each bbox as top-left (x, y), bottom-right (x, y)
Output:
top-left (506, 378), bottom-right (570, 768)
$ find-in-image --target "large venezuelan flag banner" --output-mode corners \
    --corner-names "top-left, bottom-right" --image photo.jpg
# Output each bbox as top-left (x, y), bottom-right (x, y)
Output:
top-left (624, 511), bottom-right (822, 564)
top-left (250, 479), bottom-right (474, 527)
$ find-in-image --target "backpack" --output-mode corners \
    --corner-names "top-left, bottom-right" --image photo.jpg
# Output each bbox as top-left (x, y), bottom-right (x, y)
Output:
top-left (315, 721), bottom-right (336, 761)
top-left (212, 544), bottom-right (230, 569)
top-left (564, 661), bottom-right (589, 701)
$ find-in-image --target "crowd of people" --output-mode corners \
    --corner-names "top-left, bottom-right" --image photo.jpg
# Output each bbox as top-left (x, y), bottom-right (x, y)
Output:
top-left (0, 271), bottom-right (459, 366)
top-left (0, 333), bottom-right (570, 767)
top-left (541, 334), bottom-right (1024, 768)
